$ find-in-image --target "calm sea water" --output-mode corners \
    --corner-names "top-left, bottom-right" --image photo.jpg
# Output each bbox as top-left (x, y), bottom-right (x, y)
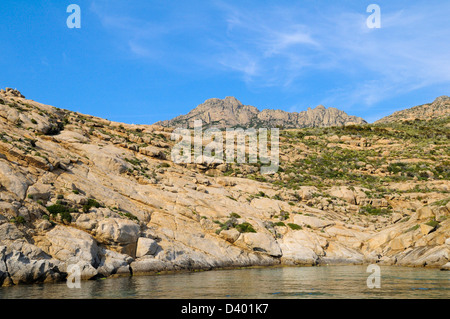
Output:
top-left (0, 265), bottom-right (448, 299)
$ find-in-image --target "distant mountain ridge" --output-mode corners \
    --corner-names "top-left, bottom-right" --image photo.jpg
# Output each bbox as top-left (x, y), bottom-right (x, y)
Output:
top-left (376, 96), bottom-right (450, 124)
top-left (155, 96), bottom-right (367, 129)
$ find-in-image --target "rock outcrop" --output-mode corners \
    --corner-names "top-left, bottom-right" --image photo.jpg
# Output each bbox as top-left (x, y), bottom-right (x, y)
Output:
top-left (376, 95), bottom-right (450, 123)
top-left (155, 97), bottom-right (367, 129)
top-left (0, 89), bottom-right (448, 287)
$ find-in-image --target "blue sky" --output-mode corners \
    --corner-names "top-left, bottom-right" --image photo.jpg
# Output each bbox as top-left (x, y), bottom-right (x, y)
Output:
top-left (0, 0), bottom-right (449, 124)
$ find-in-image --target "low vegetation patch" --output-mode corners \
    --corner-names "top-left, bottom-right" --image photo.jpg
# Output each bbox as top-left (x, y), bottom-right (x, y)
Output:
top-left (235, 222), bottom-right (256, 233)
top-left (82, 198), bottom-right (102, 213)
top-left (287, 223), bottom-right (302, 230)
top-left (46, 204), bottom-right (73, 223)
top-left (359, 206), bottom-right (392, 216)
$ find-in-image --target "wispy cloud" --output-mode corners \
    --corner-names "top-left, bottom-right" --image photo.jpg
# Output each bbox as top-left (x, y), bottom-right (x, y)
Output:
top-left (89, 0), bottom-right (450, 111)
top-left (215, 2), bottom-right (450, 106)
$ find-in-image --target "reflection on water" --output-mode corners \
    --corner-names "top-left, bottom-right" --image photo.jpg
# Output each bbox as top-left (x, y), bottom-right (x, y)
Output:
top-left (0, 265), bottom-right (448, 299)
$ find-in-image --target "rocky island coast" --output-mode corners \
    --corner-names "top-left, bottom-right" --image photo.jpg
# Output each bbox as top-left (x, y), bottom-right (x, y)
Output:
top-left (0, 88), bottom-right (449, 286)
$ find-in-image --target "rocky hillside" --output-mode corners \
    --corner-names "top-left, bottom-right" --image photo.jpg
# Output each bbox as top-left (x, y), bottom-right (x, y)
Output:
top-left (376, 96), bottom-right (450, 124)
top-left (155, 96), bottom-right (367, 129)
top-left (0, 89), bottom-right (449, 287)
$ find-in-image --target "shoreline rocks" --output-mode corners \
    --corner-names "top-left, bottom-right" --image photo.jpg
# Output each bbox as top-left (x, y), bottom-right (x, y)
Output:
top-left (0, 90), bottom-right (448, 287)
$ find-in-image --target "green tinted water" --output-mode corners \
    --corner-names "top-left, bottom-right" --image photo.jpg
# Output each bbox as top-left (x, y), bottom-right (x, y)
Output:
top-left (0, 265), bottom-right (448, 299)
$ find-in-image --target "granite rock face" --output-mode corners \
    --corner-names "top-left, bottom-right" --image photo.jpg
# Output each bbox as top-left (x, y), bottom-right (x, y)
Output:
top-left (0, 89), bottom-right (448, 286)
top-left (376, 96), bottom-right (450, 123)
top-left (155, 97), bottom-right (367, 129)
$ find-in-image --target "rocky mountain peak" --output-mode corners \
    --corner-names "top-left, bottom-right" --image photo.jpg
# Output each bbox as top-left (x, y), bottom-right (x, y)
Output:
top-left (224, 96), bottom-right (243, 106)
top-left (0, 88), bottom-right (25, 99)
top-left (155, 98), bottom-right (367, 129)
top-left (376, 95), bottom-right (450, 123)
top-left (434, 95), bottom-right (450, 103)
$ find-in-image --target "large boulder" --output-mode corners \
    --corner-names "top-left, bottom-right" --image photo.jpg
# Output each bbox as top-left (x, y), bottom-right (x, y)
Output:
top-left (95, 218), bottom-right (140, 256)
top-left (5, 240), bottom-right (52, 260)
top-left (27, 182), bottom-right (53, 200)
top-left (296, 186), bottom-right (318, 200)
top-left (0, 246), bottom-right (8, 286)
top-left (293, 214), bottom-right (335, 230)
top-left (278, 230), bottom-right (326, 265)
top-left (320, 242), bottom-right (364, 264)
top-left (234, 232), bottom-right (282, 257)
top-left (219, 229), bottom-right (240, 244)
top-left (395, 245), bottom-right (449, 267)
top-left (0, 160), bottom-right (31, 200)
top-left (136, 237), bottom-right (159, 258)
top-left (78, 144), bottom-right (130, 174)
top-left (139, 146), bottom-right (166, 159)
top-left (413, 207), bottom-right (435, 221)
top-left (4, 250), bottom-right (61, 285)
top-left (327, 186), bottom-right (356, 204)
top-left (250, 197), bottom-right (281, 216)
top-left (97, 248), bottom-right (133, 277)
top-left (130, 257), bottom-right (171, 275)
top-left (420, 224), bottom-right (435, 236)
top-left (0, 223), bottom-right (25, 243)
top-left (34, 226), bottom-right (100, 279)
top-left (0, 202), bottom-right (18, 220)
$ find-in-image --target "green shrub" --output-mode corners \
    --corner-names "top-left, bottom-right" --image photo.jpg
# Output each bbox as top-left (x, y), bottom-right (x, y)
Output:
top-left (359, 206), bottom-right (392, 216)
top-left (46, 204), bottom-right (69, 215)
top-left (46, 204), bottom-right (72, 223)
top-left (125, 158), bottom-right (142, 166)
top-left (425, 219), bottom-right (440, 228)
top-left (82, 198), bottom-right (101, 212)
top-left (59, 211), bottom-right (72, 223)
top-left (118, 212), bottom-right (139, 222)
top-left (274, 222), bottom-right (286, 227)
top-left (229, 212), bottom-right (241, 219)
top-left (404, 224), bottom-right (419, 233)
top-left (287, 223), bottom-right (302, 230)
top-left (279, 211), bottom-right (290, 220)
top-left (236, 222), bottom-right (256, 233)
top-left (431, 198), bottom-right (450, 206)
top-left (10, 216), bottom-right (26, 224)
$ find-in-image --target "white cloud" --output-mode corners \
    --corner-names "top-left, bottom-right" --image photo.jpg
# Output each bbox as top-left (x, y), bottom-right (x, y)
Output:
top-left (248, 3), bottom-right (448, 107)
top-left (90, 0), bottom-right (450, 111)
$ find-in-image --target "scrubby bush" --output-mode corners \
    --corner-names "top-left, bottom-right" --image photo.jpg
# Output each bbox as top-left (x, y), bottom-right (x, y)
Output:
top-left (236, 222), bottom-right (256, 233)
top-left (46, 204), bottom-right (69, 215)
top-left (46, 204), bottom-right (72, 223)
top-left (273, 222), bottom-right (286, 227)
top-left (359, 206), bottom-right (392, 216)
top-left (425, 219), bottom-right (440, 228)
top-left (287, 223), bottom-right (302, 230)
top-left (10, 216), bottom-right (26, 224)
top-left (82, 198), bottom-right (101, 212)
